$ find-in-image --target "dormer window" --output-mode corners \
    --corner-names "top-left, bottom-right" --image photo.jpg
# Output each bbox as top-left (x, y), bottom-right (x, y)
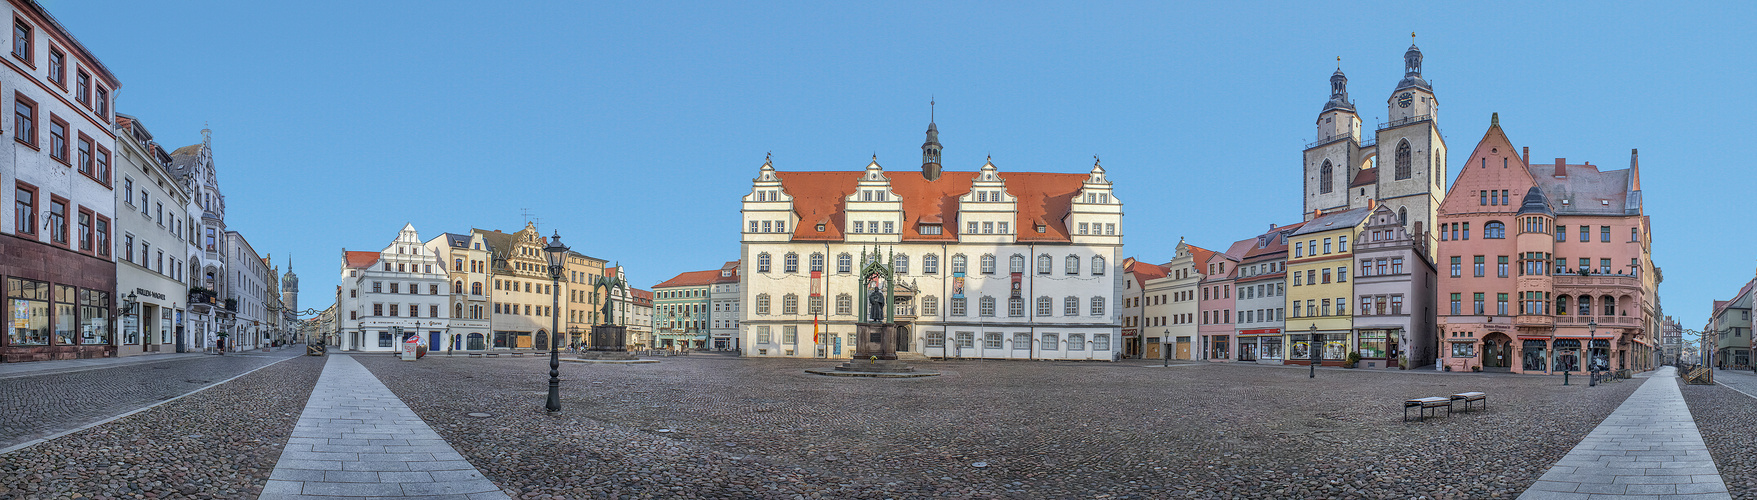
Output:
top-left (918, 224), bottom-right (942, 235)
top-left (816, 223), bottom-right (826, 232)
top-left (1035, 224), bottom-right (1046, 233)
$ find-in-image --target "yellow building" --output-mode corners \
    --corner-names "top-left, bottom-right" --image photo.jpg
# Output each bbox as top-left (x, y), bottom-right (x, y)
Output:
top-left (563, 251), bottom-right (608, 347)
top-left (1285, 207), bottom-right (1371, 366)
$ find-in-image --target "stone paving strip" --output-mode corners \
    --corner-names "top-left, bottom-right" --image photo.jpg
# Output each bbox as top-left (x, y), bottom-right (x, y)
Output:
top-left (1519, 367), bottom-right (1731, 500)
top-left (261, 354), bottom-right (509, 500)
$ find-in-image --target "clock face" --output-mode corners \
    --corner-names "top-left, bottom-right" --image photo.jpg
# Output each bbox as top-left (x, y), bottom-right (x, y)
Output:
top-left (1398, 92), bottom-right (1413, 108)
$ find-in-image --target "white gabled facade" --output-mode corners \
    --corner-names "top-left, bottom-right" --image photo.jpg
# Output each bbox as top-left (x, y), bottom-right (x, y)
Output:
top-left (737, 123), bottom-right (1124, 360)
top-left (337, 224), bottom-right (450, 352)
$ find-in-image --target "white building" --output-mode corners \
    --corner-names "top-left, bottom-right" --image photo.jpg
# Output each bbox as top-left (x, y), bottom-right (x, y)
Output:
top-left (168, 128), bottom-right (225, 353)
top-left (739, 119), bottom-right (1123, 360)
top-left (627, 287), bottom-right (652, 348)
top-left (709, 260), bottom-right (740, 350)
top-left (1234, 223), bottom-right (1302, 364)
top-left (425, 232), bottom-right (492, 350)
top-left (337, 224), bottom-right (450, 351)
top-left (112, 114), bottom-right (189, 356)
top-left (225, 231), bottom-right (269, 350)
top-left (0, 1), bottom-right (122, 362)
top-left (1145, 241), bottom-right (1213, 360)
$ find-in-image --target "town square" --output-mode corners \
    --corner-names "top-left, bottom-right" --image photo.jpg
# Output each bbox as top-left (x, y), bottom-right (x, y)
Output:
top-left (1, 1), bottom-right (1755, 498)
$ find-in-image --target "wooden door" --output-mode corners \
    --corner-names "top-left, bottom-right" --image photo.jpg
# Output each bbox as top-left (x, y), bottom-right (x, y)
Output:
top-left (1175, 340), bottom-right (1191, 360)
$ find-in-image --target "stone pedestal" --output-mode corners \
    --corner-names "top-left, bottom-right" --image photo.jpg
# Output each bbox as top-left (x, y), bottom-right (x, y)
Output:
top-left (852, 322), bottom-right (898, 361)
top-left (577, 325), bottom-right (639, 361)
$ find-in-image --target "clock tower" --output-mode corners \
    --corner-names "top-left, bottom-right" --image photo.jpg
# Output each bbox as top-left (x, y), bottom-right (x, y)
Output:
top-left (1373, 37), bottom-right (1446, 259)
top-left (1303, 62), bottom-right (1364, 220)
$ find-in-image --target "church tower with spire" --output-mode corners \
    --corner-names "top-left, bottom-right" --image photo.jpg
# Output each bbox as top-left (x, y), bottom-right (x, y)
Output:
top-left (920, 100), bottom-right (943, 181)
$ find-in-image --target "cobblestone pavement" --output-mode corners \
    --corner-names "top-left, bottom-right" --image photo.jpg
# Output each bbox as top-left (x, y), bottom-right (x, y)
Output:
top-left (361, 355), bottom-right (1640, 499)
top-left (0, 350), bottom-right (304, 451)
top-left (1681, 372), bottom-right (1757, 500)
top-left (0, 354), bottom-right (324, 499)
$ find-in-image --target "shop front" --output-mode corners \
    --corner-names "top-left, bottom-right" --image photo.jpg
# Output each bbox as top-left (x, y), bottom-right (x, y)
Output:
top-left (1, 237), bottom-right (117, 362)
top-left (1354, 329), bottom-right (1399, 369)
top-left (117, 287), bottom-right (181, 357)
top-left (1286, 332), bottom-right (1348, 366)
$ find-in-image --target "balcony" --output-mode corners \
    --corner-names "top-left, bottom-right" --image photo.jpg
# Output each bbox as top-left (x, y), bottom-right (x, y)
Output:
top-left (188, 288), bottom-right (218, 306)
top-left (1378, 114), bottom-right (1434, 131)
top-left (1514, 315), bottom-right (1553, 328)
top-left (1552, 274), bottom-right (1641, 288)
top-left (1553, 316), bottom-right (1639, 327)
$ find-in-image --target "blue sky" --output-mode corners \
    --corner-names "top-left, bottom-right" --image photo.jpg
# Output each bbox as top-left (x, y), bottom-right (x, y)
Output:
top-left (44, 1), bottom-right (1754, 335)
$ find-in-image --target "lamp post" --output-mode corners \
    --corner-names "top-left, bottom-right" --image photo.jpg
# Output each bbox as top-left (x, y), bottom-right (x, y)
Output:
top-left (1162, 329), bottom-right (1170, 367)
top-left (1309, 323), bottom-right (1319, 378)
top-left (542, 231), bottom-right (568, 412)
top-left (1588, 319), bottom-right (1598, 386)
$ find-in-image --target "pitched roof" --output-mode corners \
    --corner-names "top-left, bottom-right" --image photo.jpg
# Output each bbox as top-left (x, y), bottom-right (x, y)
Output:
top-left (1241, 221), bottom-right (1306, 260)
top-left (1124, 258), bottom-right (1170, 281)
top-left (1350, 168), bottom-right (1378, 188)
top-left (1291, 207), bottom-right (1372, 236)
top-left (715, 261), bottom-right (740, 284)
top-left (1527, 160), bottom-right (1635, 216)
top-left (653, 270), bottom-right (721, 289)
top-left (441, 232), bottom-right (471, 248)
top-left (775, 169), bottom-right (1091, 242)
top-left (1186, 245), bottom-right (1217, 273)
top-left (344, 251), bottom-right (378, 269)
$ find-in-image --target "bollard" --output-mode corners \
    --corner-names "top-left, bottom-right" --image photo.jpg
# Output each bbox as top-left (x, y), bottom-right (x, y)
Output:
top-left (1563, 371), bottom-right (1569, 385)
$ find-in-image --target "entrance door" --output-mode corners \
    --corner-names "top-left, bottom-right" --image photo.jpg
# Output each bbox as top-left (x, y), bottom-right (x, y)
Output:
top-left (1482, 333), bottom-right (1512, 370)
top-left (1145, 342), bottom-right (1161, 360)
top-left (1175, 338), bottom-right (1191, 360)
top-left (897, 326), bottom-right (911, 352)
top-left (832, 334), bottom-right (842, 355)
top-left (429, 333), bottom-right (440, 350)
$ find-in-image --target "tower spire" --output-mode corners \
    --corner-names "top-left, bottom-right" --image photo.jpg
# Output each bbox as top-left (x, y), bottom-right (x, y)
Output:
top-left (920, 100), bottom-right (943, 181)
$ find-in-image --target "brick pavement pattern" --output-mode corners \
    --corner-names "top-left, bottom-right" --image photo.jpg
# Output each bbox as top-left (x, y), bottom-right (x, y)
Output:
top-left (261, 354), bottom-right (509, 499)
top-left (1519, 367), bottom-right (1731, 499)
top-left (1710, 368), bottom-right (1757, 400)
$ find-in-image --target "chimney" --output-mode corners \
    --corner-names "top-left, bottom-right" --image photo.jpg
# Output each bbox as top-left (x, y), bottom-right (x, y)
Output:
top-left (1522, 147), bottom-right (1529, 167)
top-left (1269, 223), bottom-right (1277, 230)
top-left (1368, 198), bottom-right (1377, 210)
top-left (1554, 158), bottom-right (1566, 178)
top-left (1312, 208), bottom-right (1323, 219)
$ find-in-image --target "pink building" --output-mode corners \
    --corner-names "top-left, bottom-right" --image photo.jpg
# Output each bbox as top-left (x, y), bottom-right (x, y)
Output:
top-left (1435, 115), bottom-right (1659, 374)
top-left (1197, 239), bottom-right (1252, 361)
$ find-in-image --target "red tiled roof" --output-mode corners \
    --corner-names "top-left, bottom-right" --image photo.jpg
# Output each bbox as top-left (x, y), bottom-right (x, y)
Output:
top-left (344, 251), bottom-right (378, 269)
top-left (1241, 221), bottom-right (1306, 260)
top-left (776, 170), bottom-right (1090, 242)
top-left (1124, 259), bottom-right (1170, 281)
top-left (654, 270), bottom-right (721, 289)
top-left (1187, 246), bottom-right (1217, 272)
top-left (715, 261), bottom-right (740, 284)
top-left (1350, 168), bottom-right (1377, 188)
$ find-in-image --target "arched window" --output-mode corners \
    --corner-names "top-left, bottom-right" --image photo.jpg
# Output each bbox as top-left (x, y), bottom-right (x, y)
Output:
top-left (979, 296), bottom-right (996, 317)
top-left (1008, 297), bottom-right (1024, 317)
top-left (1394, 140), bottom-right (1412, 180)
top-left (809, 253), bottom-right (824, 272)
top-left (453, 280), bottom-right (463, 294)
top-left (1063, 296), bottom-right (1080, 316)
top-left (1601, 295), bottom-right (1615, 316)
top-left (1036, 296), bottom-right (1052, 316)
top-left (1484, 221), bottom-right (1506, 239)
top-left (454, 303), bottom-right (462, 318)
top-left (1577, 296), bottom-right (1591, 316)
top-left (454, 258), bottom-right (463, 271)
top-left (755, 294), bottom-right (770, 315)
top-left (1555, 295), bottom-right (1569, 315)
top-left (757, 253), bottom-right (771, 273)
top-left (837, 253), bottom-right (852, 273)
top-left (1065, 255), bottom-right (1080, 275)
top-left (951, 254), bottom-right (968, 274)
top-left (1319, 160), bottom-right (1334, 194)
top-left (782, 294), bottom-right (799, 315)
top-left (1091, 256), bottom-right (1107, 275)
top-left (1090, 296), bottom-right (1105, 316)
top-left (1037, 254), bottom-right (1052, 274)
top-left (1009, 254), bottom-right (1025, 273)
top-left (1398, 207), bottom-right (1407, 226)
top-left (922, 254), bottom-right (939, 274)
top-left (921, 295), bottom-right (938, 316)
top-left (471, 282), bottom-right (482, 295)
top-left (980, 254), bottom-right (996, 274)
top-left (894, 254), bottom-right (909, 274)
top-left (783, 253), bottom-right (798, 273)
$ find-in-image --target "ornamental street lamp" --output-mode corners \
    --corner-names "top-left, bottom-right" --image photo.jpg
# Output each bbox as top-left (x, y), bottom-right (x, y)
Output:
top-left (1309, 323), bottom-right (1319, 378)
top-left (542, 231), bottom-right (569, 413)
top-left (1588, 319), bottom-right (1599, 387)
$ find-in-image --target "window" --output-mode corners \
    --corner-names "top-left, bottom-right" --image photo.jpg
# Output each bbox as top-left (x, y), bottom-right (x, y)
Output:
top-left (921, 295), bottom-right (937, 316)
top-left (1322, 238), bottom-right (1331, 254)
top-left (1462, 223), bottom-right (1470, 240)
top-left (1008, 297), bottom-right (1024, 317)
top-left (94, 217), bottom-right (107, 256)
top-left (951, 254), bottom-right (967, 274)
top-left (14, 184), bottom-right (34, 236)
top-left (1321, 268), bottom-right (1331, 284)
top-left (77, 209), bottom-right (90, 251)
top-left (1391, 258), bottom-right (1403, 274)
top-left (48, 116), bottom-right (66, 162)
top-left (925, 331), bottom-right (944, 348)
top-left (1556, 226), bottom-right (1567, 242)
top-left (837, 253), bottom-right (853, 273)
top-left (1600, 226), bottom-right (1611, 242)
top-left (1450, 293), bottom-right (1461, 315)
top-left (1092, 256), bottom-right (1106, 275)
top-left (1579, 226), bottom-right (1589, 242)
top-left (980, 254), bottom-right (996, 274)
top-left (14, 95), bottom-right (34, 147)
top-left (954, 331), bottom-right (975, 349)
top-left (1337, 267), bottom-right (1347, 282)
top-left (1009, 254), bottom-right (1025, 273)
top-left (1498, 256), bottom-right (1509, 277)
top-left (1041, 333), bottom-right (1059, 350)
top-left (1319, 160), bottom-right (1334, 193)
top-left (1064, 296), bottom-right (1079, 316)
top-left (1090, 297), bottom-right (1105, 316)
top-left (1394, 140), bottom-right (1412, 180)
top-left (808, 295), bottom-right (823, 315)
top-left (47, 198), bottom-right (67, 245)
top-left (756, 326), bottom-right (772, 344)
top-left (11, 19), bottom-right (29, 63)
top-left (75, 70), bottom-right (91, 105)
top-left (979, 296), bottom-right (995, 317)
top-left (919, 224), bottom-right (941, 235)
top-left (1360, 296), bottom-right (1372, 315)
top-left (755, 294), bottom-right (770, 315)
top-left (950, 297), bottom-right (966, 316)
top-left (95, 87), bottom-right (108, 120)
top-left (893, 254), bottom-right (908, 274)
top-left (982, 332), bottom-right (1002, 349)
top-left (783, 252), bottom-right (798, 273)
top-left (1360, 260), bottom-right (1372, 277)
top-left (1338, 235), bottom-right (1348, 252)
top-left (1599, 258), bottom-right (1611, 274)
top-left (1602, 296), bottom-right (1616, 316)
top-left (756, 253), bottom-right (770, 273)
top-left (1391, 295), bottom-right (1403, 315)
top-left (1065, 255), bottom-right (1080, 275)
top-left (1068, 333), bottom-right (1086, 351)
top-left (1473, 256), bottom-right (1485, 277)
top-left (1497, 293), bottom-right (1508, 316)
top-left (47, 46), bottom-right (63, 85)
top-left (836, 293), bottom-right (852, 315)
top-left (1485, 221), bottom-right (1505, 239)
top-left (921, 254), bottom-right (938, 274)
top-left (883, 221), bottom-right (894, 234)
top-left (1036, 296), bottom-right (1051, 317)
top-left (1294, 242), bottom-right (1302, 258)
top-left (1473, 293), bottom-right (1485, 315)
top-left (967, 221), bottom-right (977, 234)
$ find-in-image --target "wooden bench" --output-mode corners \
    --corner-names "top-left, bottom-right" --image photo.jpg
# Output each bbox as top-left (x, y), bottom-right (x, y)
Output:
top-left (1450, 392), bottom-right (1486, 412)
top-left (1404, 397), bottom-right (1451, 422)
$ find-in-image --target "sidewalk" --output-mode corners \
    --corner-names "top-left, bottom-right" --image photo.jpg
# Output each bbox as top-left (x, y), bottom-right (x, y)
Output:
top-left (0, 351), bottom-right (206, 380)
top-left (1709, 368), bottom-right (1757, 400)
top-left (1517, 367), bottom-right (1730, 499)
top-left (261, 354), bottom-right (507, 499)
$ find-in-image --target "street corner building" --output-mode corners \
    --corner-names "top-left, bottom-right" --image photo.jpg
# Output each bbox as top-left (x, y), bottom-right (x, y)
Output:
top-left (1434, 114), bottom-right (1660, 374)
top-left (0, 0), bottom-right (121, 362)
top-left (737, 117), bottom-right (1124, 360)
